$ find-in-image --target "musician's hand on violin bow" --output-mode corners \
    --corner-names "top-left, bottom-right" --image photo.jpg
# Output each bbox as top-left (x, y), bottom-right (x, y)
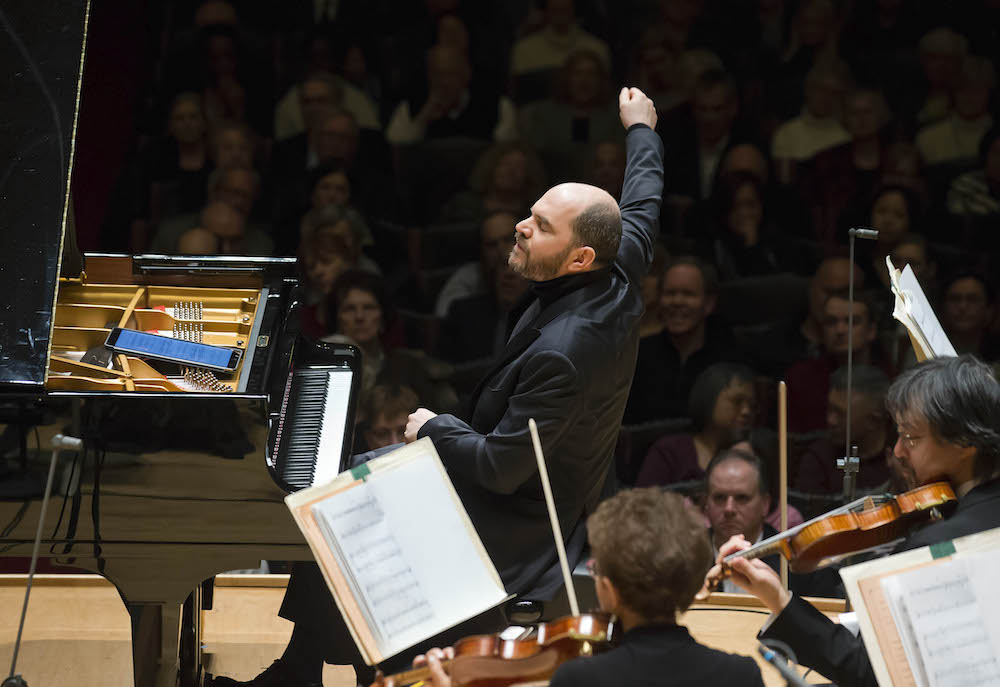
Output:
top-left (704, 535), bottom-right (792, 615)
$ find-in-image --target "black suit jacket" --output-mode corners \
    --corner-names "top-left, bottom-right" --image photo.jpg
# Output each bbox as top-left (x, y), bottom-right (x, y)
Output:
top-left (418, 125), bottom-right (664, 598)
top-left (549, 623), bottom-right (764, 687)
top-left (762, 477), bottom-right (1000, 687)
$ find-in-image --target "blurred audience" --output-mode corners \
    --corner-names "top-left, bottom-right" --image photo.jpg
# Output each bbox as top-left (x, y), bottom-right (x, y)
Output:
top-left (795, 364), bottom-right (894, 494)
top-left (437, 142), bottom-right (547, 223)
top-left (915, 57), bottom-right (995, 167)
top-left (637, 363), bottom-right (756, 487)
top-left (387, 44), bottom-right (517, 144)
top-left (625, 257), bottom-right (742, 423)
top-left (939, 272), bottom-right (999, 361)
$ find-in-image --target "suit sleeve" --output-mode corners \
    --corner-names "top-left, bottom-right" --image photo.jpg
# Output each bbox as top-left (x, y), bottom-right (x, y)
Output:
top-left (616, 124), bottom-right (664, 283)
top-left (417, 349), bottom-right (584, 495)
top-left (761, 595), bottom-right (877, 687)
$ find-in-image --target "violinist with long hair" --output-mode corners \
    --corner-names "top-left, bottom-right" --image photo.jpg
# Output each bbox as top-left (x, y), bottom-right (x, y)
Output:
top-left (380, 489), bottom-right (765, 687)
top-left (712, 354), bottom-right (1000, 687)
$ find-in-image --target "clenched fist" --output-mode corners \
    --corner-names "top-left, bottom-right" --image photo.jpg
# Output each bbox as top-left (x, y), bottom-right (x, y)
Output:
top-left (619, 87), bottom-right (657, 131)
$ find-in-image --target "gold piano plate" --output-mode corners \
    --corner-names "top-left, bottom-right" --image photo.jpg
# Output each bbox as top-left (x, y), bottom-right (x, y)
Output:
top-left (46, 280), bottom-right (264, 393)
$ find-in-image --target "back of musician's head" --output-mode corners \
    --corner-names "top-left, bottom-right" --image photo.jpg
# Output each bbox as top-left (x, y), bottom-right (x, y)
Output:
top-left (587, 488), bottom-right (713, 620)
top-left (886, 355), bottom-right (1000, 480)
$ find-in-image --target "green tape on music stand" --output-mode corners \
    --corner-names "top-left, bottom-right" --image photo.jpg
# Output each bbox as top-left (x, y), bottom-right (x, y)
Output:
top-left (929, 540), bottom-right (956, 559)
top-left (350, 463), bottom-right (371, 481)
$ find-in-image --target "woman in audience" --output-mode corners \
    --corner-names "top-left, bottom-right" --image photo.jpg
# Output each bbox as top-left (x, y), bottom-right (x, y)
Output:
top-left (636, 363), bottom-right (757, 488)
top-left (709, 171), bottom-right (787, 280)
top-left (137, 92), bottom-right (213, 239)
top-left (296, 205), bottom-right (380, 337)
top-left (436, 142), bottom-right (547, 223)
top-left (859, 184), bottom-right (921, 286)
top-left (324, 270), bottom-right (456, 412)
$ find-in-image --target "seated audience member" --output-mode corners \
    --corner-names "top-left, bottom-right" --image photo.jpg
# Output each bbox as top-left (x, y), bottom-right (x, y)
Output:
top-left (703, 450), bottom-right (774, 592)
top-left (915, 57), bottom-right (995, 167)
top-left (708, 171), bottom-right (788, 280)
top-left (946, 125), bottom-right (1000, 229)
top-left (662, 69), bottom-right (755, 205)
top-left (940, 272), bottom-right (999, 361)
top-left (210, 120), bottom-right (255, 171)
top-left (785, 291), bottom-right (886, 432)
top-left (756, 256), bottom-right (865, 376)
top-left (508, 0), bottom-right (611, 103)
top-left (802, 87), bottom-right (892, 242)
top-left (857, 185), bottom-right (921, 286)
top-left (796, 364), bottom-right (894, 494)
top-left (274, 66), bottom-right (380, 142)
top-left (193, 24), bottom-right (272, 135)
top-left (637, 363), bottom-right (755, 488)
top-left (520, 49), bottom-right (623, 181)
top-left (386, 44), bottom-right (517, 145)
top-left (715, 355), bottom-right (1000, 687)
top-left (355, 384), bottom-right (419, 454)
top-left (324, 270), bottom-right (455, 413)
top-left (133, 92), bottom-right (212, 246)
top-left (296, 206), bottom-right (381, 337)
top-left (394, 488), bottom-right (764, 687)
top-left (587, 140), bottom-right (626, 200)
top-left (704, 449), bottom-right (840, 598)
top-left (911, 27), bottom-right (968, 127)
top-left (624, 257), bottom-right (742, 423)
top-left (275, 163), bottom-right (371, 255)
top-left (437, 260), bottom-right (530, 365)
top-left (176, 226), bottom-right (219, 254)
top-left (771, 59), bottom-right (851, 184)
top-left (434, 211), bottom-right (516, 318)
top-left (151, 168), bottom-right (270, 254)
top-left (766, 0), bottom-right (840, 123)
top-left (437, 142), bottom-right (547, 223)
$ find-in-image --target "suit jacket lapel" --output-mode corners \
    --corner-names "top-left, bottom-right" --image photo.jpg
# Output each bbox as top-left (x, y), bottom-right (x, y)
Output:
top-left (467, 278), bottom-right (607, 414)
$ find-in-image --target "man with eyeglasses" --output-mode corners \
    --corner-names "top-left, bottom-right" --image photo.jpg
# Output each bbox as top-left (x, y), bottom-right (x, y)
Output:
top-left (711, 354), bottom-right (1000, 687)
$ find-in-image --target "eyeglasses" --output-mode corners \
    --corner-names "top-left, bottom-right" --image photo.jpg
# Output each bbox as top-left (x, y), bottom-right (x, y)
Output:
top-left (585, 557), bottom-right (599, 578)
top-left (897, 429), bottom-right (923, 450)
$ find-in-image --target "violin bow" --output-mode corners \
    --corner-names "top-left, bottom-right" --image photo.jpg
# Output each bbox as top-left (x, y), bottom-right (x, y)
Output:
top-left (528, 418), bottom-right (580, 616)
top-left (778, 381), bottom-right (788, 591)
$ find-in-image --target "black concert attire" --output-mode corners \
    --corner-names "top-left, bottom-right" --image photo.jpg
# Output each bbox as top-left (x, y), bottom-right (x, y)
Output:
top-left (548, 622), bottom-right (764, 687)
top-left (252, 124), bottom-right (664, 683)
top-left (761, 476), bottom-right (1000, 687)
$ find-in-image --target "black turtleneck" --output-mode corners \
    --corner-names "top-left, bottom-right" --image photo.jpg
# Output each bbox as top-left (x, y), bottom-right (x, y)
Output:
top-left (506, 266), bottom-right (612, 339)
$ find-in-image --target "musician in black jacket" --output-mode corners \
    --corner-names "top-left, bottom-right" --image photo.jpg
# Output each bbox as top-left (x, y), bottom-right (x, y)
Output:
top-left (712, 354), bottom-right (1000, 687)
top-left (215, 87), bottom-right (664, 687)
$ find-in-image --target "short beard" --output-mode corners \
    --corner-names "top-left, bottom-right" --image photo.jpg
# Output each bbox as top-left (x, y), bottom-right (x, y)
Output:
top-left (509, 242), bottom-right (575, 281)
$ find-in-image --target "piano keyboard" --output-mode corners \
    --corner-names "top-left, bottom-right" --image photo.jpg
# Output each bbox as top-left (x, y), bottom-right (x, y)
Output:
top-left (273, 366), bottom-right (354, 490)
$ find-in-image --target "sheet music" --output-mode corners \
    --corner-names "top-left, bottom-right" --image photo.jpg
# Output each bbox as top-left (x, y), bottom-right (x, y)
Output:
top-left (882, 551), bottom-right (1000, 687)
top-left (886, 259), bottom-right (957, 358)
top-left (309, 445), bottom-right (510, 659)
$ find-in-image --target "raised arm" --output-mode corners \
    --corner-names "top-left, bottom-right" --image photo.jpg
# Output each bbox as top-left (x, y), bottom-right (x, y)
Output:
top-left (616, 87), bottom-right (664, 281)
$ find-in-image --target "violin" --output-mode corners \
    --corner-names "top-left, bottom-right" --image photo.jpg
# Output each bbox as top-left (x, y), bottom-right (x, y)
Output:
top-left (375, 613), bottom-right (616, 687)
top-left (702, 481), bottom-right (957, 594)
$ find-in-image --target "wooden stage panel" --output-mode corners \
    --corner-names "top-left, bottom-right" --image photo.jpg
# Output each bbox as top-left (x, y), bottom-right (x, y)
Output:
top-left (0, 575), bottom-right (843, 686)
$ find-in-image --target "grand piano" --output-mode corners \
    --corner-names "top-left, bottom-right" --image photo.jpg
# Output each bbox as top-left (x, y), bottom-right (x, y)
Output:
top-left (0, 5), bottom-right (360, 687)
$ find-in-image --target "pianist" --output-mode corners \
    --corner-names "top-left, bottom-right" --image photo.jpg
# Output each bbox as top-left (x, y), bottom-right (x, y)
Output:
top-left (213, 86), bottom-right (663, 687)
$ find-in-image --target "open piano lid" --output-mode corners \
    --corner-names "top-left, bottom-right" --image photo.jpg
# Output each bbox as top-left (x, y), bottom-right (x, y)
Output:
top-left (0, 2), bottom-right (89, 393)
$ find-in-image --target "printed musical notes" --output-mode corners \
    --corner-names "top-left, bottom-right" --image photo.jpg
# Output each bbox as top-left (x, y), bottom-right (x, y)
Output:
top-left (291, 438), bottom-right (510, 663)
top-left (882, 550), bottom-right (1000, 687)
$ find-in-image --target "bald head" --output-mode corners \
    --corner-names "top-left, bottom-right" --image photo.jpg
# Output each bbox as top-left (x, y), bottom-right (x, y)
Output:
top-left (512, 182), bottom-right (622, 280)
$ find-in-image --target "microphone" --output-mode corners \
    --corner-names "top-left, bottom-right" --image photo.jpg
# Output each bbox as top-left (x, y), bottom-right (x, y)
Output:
top-left (758, 642), bottom-right (810, 687)
top-left (849, 227), bottom-right (879, 240)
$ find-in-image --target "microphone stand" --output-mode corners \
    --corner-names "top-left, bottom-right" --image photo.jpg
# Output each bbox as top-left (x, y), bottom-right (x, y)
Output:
top-left (3, 434), bottom-right (82, 687)
top-left (838, 227), bottom-right (879, 505)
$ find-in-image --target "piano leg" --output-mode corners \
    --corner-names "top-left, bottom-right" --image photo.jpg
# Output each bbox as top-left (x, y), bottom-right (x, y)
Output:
top-left (128, 591), bottom-right (202, 687)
